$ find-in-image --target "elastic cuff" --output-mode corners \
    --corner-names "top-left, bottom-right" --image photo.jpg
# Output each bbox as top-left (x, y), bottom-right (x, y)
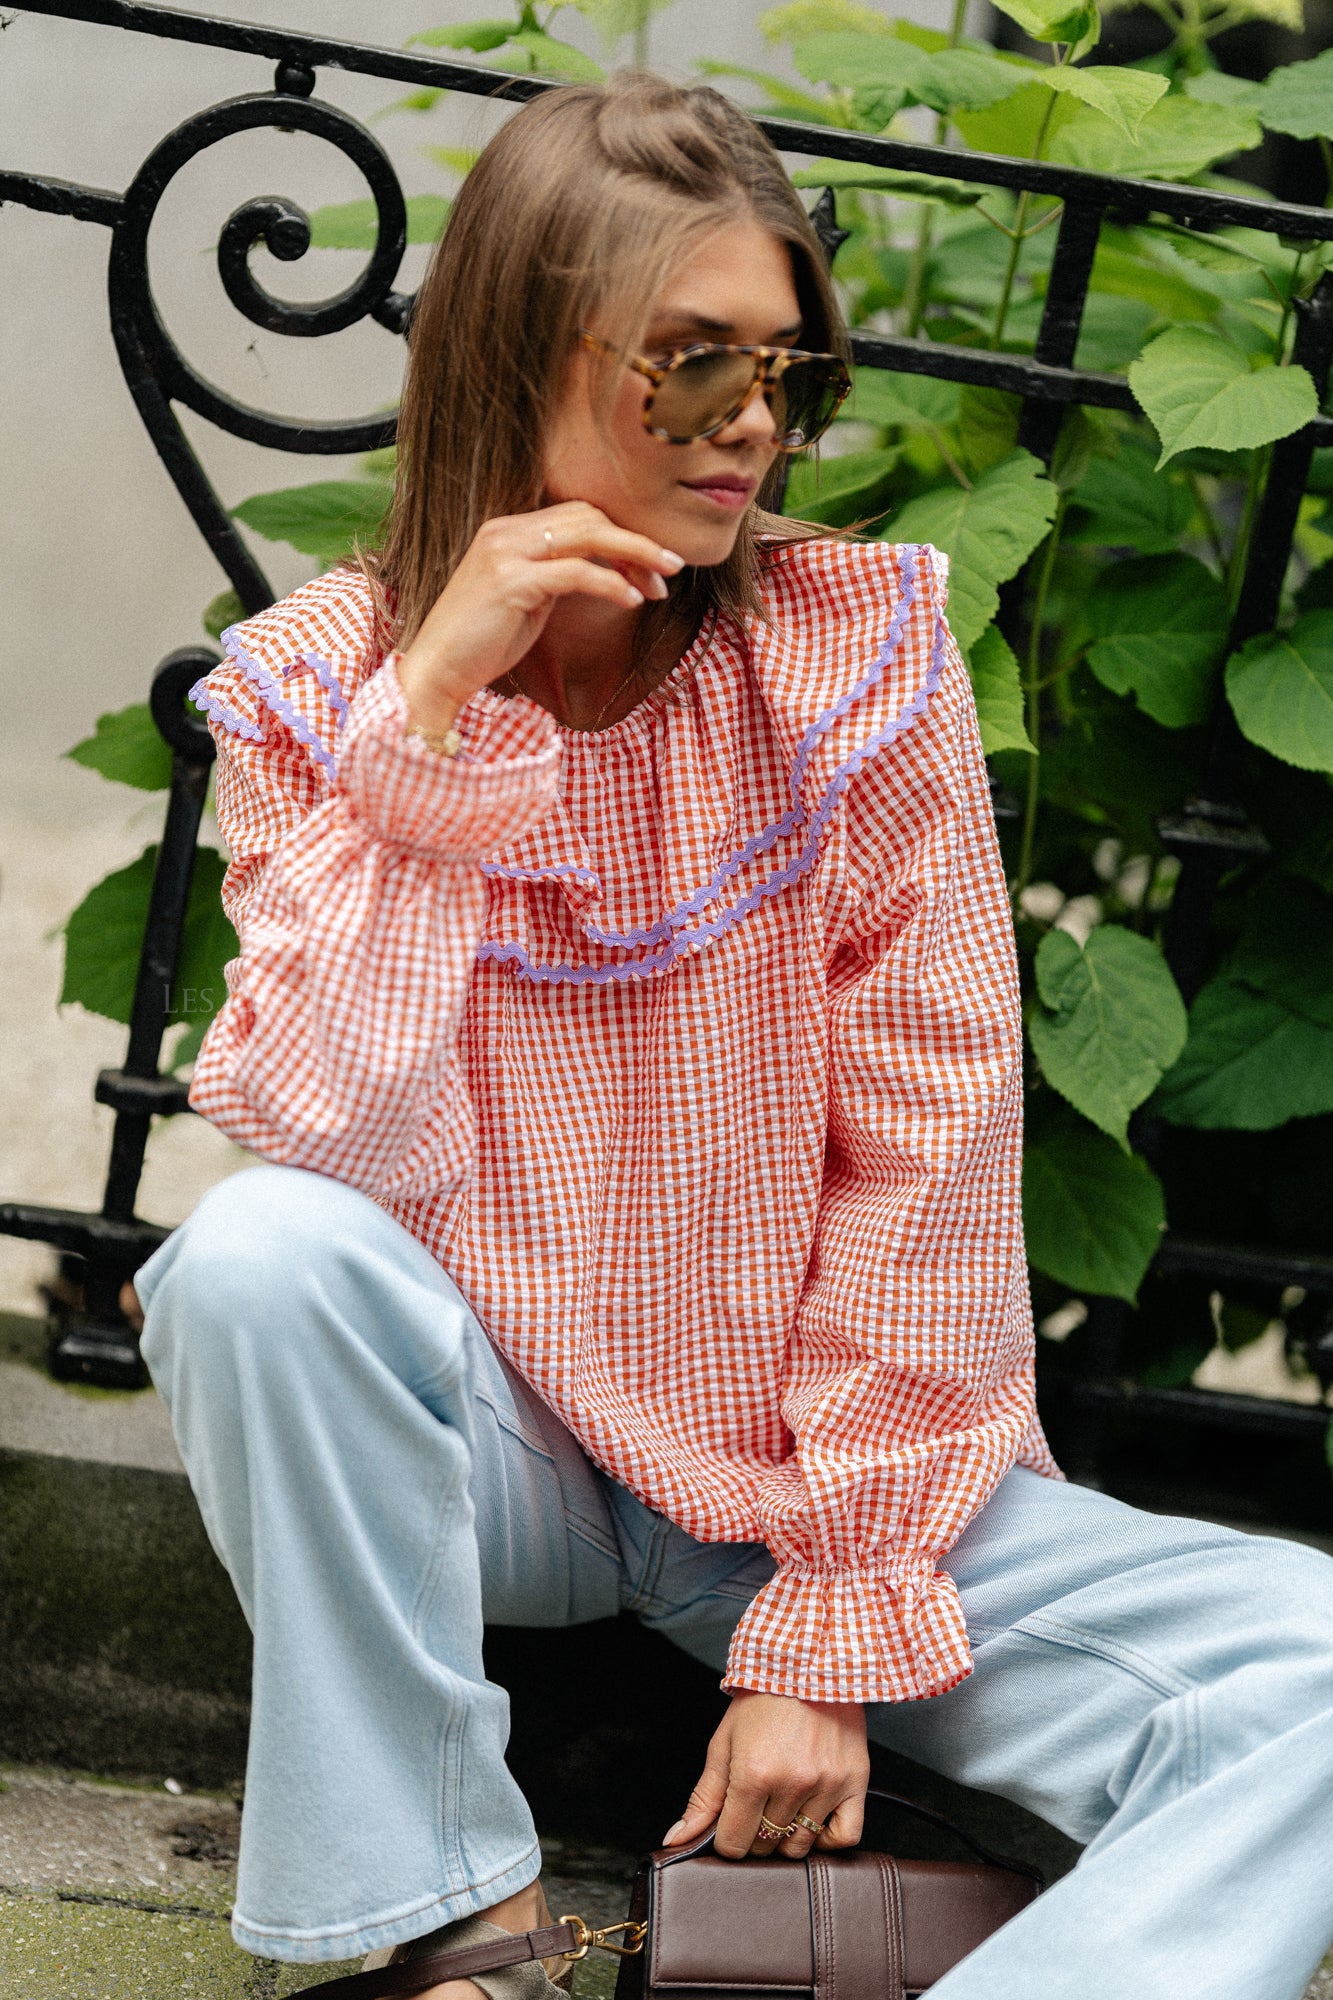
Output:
top-left (722, 1560), bottom-right (973, 1706)
top-left (337, 659), bottom-right (560, 859)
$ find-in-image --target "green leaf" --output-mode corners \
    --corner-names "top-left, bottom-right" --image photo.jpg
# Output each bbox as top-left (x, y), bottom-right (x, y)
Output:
top-left (1155, 976), bottom-right (1333, 1128)
top-left (1048, 93), bottom-right (1263, 178)
top-left (66, 705), bottom-right (171, 792)
top-left (1023, 1121), bottom-right (1166, 1300)
top-left (421, 146), bottom-right (481, 179)
top-left (1084, 553), bottom-right (1228, 728)
top-left (1252, 48), bottom-right (1333, 140)
top-left (966, 623), bottom-right (1034, 754)
top-left (790, 161), bottom-right (983, 205)
top-left (694, 60), bottom-right (840, 123)
top-left (1226, 612), bottom-right (1333, 773)
top-left (760, 0), bottom-right (893, 37)
top-left (306, 194), bottom-right (449, 251)
top-left (1086, 240), bottom-right (1220, 324)
top-left (60, 845), bottom-right (236, 1039)
top-left (791, 33), bottom-right (1031, 114)
top-left (784, 448), bottom-right (900, 527)
top-left (202, 589), bottom-right (244, 643)
top-left (953, 78), bottom-right (1083, 157)
top-left (992, 0), bottom-right (1097, 40)
top-left (378, 89), bottom-right (446, 116)
top-left (1228, 874), bottom-right (1333, 1027)
top-left (956, 385), bottom-right (1021, 475)
top-left (850, 368), bottom-right (960, 430)
top-left (1129, 327), bottom-right (1318, 469)
top-left (882, 450), bottom-right (1058, 653)
top-left (1068, 441), bottom-right (1193, 554)
top-left (1037, 64), bottom-right (1167, 143)
top-left (1029, 925), bottom-right (1187, 1144)
top-left (407, 20), bottom-right (515, 50)
top-left (488, 29), bottom-right (605, 79)
top-left (1149, 224), bottom-right (1265, 276)
top-left (1184, 70), bottom-right (1266, 111)
top-left (232, 478), bottom-right (393, 566)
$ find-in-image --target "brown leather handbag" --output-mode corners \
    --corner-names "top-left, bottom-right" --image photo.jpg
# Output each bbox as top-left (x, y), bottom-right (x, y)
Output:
top-left (611, 1789), bottom-right (1043, 2000)
top-left (310, 1789), bottom-right (1041, 1999)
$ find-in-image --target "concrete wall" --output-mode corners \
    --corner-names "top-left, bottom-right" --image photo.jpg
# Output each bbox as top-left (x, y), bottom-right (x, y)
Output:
top-left (0, 0), bottom-right (965, 1307)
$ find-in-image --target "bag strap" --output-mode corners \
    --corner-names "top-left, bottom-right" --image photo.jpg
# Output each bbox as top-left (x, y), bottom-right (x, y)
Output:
top-left (863, 1787), bottom-right (1044, 1887)
top-left (301, 1918), bottom-right (585, 1999)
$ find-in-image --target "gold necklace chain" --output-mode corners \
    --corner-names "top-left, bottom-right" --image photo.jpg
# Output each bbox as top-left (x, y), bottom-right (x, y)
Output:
top-left (503, 601), bottom-right (683, 731)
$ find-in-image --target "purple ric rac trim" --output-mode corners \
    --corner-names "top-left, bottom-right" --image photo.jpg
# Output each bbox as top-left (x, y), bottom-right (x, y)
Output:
top-left (220, 628), bottom-right (338, 782)
top-left (482, 545), bottom-right (925, 955)
top-left (478, 553), bottom-right (948, 986)
top-left (294, 651), bottom-right (350, 730)
top-left (481, 859), bottom-right (603, 890)
top-left (188, 677), bottom-right (264, 743)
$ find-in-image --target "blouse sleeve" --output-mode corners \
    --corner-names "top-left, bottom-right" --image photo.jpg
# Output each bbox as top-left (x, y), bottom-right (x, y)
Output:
top-left (190, 650), bottom-right (560, 1201)
top-left (722, 606), bottom-right (1055, 1707)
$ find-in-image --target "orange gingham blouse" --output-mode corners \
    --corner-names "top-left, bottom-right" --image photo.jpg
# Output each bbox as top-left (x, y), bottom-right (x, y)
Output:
top-left (188, 533), bottom-right (1058, 1708)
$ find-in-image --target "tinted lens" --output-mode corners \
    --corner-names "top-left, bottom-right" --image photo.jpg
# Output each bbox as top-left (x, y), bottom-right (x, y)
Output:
top-left (649, 348), bottom-right (759, 439)
top-left (767, 357), bottom-right (848, 448)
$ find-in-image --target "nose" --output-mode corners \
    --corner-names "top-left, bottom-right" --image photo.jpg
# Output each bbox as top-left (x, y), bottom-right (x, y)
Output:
top-left (711, 373), bottom-right (779, 450)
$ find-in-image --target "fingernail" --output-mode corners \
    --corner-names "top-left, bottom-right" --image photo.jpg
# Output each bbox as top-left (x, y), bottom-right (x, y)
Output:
top-left (626, 586), bottom-right (644, 605)
top-left (660, 549), bottom-right (685, 572)
top-left (651, 576), bottom-right (669, 598)
top-left (662, 1819), bottom-right (687, 1844)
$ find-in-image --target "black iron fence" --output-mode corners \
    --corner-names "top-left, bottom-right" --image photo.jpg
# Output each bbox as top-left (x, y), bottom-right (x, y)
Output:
top-left (3, 0), bottom-right (1331, 1487)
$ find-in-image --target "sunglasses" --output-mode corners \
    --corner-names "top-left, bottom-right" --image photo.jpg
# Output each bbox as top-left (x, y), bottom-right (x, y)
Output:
top-left (578, 329), bottom-right (851, 451)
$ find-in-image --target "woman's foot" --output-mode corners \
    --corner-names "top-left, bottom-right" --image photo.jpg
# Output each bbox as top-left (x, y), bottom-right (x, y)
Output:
top-left (404, 1879), bottom-right (566, 2000)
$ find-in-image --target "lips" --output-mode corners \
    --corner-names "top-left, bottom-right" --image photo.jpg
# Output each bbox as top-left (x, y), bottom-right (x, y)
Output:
top-left (680, 473), bottom-right (758, 510)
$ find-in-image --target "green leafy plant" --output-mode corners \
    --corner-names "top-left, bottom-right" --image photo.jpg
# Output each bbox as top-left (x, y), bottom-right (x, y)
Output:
top-left (57, 0), bottom-right (1333, 1405)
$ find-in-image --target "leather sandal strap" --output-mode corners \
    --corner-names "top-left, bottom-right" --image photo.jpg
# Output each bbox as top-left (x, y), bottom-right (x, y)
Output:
top-left (306, 1920), bottom-right (583, 1998)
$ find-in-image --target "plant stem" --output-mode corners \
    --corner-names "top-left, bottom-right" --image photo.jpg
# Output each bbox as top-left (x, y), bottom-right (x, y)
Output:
top-left (1013, 497), bottom-right (1067, 902)
top-left (1188, 472), bottom-right (1228, 572)
top-left (989, 92), bottom-right (1058, 350)
top-left (1226, 445), bottom-right (1269, 612)
top-left (902, 0), bottom-right (970, 339)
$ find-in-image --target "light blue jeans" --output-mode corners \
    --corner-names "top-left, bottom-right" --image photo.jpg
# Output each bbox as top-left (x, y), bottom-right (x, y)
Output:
top-left (137, 1164), bottom-right (1333, 1996)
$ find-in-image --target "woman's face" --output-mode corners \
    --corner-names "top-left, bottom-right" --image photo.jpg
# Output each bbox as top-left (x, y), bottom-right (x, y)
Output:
top-left (544, 218), bottom-right (804, 568)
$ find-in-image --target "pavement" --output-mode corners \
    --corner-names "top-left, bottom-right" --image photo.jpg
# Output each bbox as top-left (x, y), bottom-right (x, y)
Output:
top-left (0, 1765), bottom-right (634, 1999)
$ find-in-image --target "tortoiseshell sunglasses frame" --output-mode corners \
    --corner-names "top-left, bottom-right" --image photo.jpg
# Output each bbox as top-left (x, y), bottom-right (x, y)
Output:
top-left (577, 329), bottom-right (851, 449)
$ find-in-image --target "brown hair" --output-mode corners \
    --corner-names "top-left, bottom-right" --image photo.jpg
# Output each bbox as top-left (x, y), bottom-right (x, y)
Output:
top-left (368, 71), bottom-right (849, 651)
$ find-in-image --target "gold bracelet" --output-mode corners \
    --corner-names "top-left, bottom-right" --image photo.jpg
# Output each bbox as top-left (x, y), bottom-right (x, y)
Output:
top-left (406, 721), bottom-right (463, 758)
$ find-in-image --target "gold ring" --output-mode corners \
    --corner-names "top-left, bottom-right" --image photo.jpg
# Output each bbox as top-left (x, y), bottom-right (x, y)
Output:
top-left (543, 528), bottom-right (555, 556)
top-left (756, 1815), bottom-right (798, 1842)
top-left (794, 1813), bottom-right (824, 1836)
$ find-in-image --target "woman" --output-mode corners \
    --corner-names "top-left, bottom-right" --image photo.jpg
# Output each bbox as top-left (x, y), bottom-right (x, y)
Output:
top-left (131, 73), bottom-right (1333, 2000)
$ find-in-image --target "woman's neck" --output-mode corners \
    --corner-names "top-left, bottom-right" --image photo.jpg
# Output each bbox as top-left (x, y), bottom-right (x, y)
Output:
top-left (509, 592), bottom-right (694, 731)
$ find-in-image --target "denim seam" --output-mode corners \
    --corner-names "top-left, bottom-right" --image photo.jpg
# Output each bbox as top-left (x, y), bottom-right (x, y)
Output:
top-left (621, 1515), bottom-right (673, 1616)
top-left (1013, 1611), bottom-right (1197, 1698)
top-left (472, 1386), bottom-right (553, 1459)
top-left (409, 1460), bottom-right (471, 1642)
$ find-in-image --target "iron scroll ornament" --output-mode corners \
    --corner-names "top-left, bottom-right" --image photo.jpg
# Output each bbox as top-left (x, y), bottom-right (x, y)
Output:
top-left (107, 77), bottom-right (412, 616)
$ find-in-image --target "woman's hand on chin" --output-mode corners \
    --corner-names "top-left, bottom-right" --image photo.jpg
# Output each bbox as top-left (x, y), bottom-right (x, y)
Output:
top-left (395, 500), bottom-right (683, 737)
top-left (662, 1690), bottom-right (869, 1861)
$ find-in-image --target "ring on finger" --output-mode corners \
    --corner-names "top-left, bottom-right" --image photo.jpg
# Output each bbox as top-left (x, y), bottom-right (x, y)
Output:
top-left (793, 1813), bottom-right (825, 1836)
top-left (756, 1816), bottom-right (798, 1842)
top-left (542, 528), bottom-right (555, 557)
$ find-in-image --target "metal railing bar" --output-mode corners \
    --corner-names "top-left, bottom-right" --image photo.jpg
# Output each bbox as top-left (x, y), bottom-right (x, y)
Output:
top-left (0, 166), bottom-right (121, 226)
top-left (1069, 1378), bottom-right (1332, 1436)
top-left (1155, 1235), bottom-right (1333, 1293)
top-left (14, 0), bottom-right (551, 103)
top-left (17, 0), bottom-right (1333, 243)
